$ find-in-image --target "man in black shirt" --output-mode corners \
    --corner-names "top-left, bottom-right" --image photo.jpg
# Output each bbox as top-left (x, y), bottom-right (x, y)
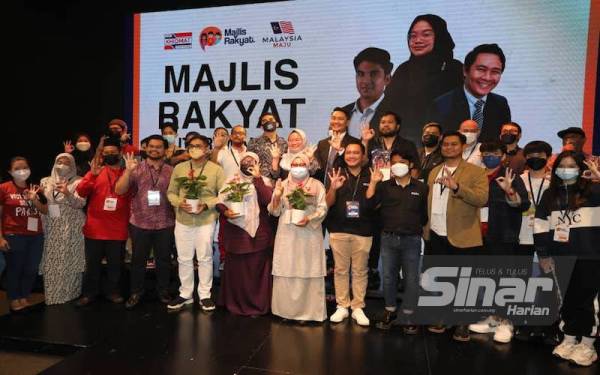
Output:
top-left (366, 150), bottom-right (428, 332)
top-left (326, 142), bottom-right (374, 326)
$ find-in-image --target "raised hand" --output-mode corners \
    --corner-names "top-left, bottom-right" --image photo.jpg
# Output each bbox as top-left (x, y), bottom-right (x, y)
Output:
top-left (55, 180), bottom-right (71, 196)
top-left (269, 144), bottom-right (281, 160)
top-left (63, 140), bottom-right (74, 153)
top-left (89, 157), bottom-right (102, 176)
top-left (213, 132), bottom-right (229, 149)
top-left (24, 184), bottom-right (40, 201)
top-left (327, 168), bottom-right (346, 190)
top-left (369, 166), bottom-right (384, 184)
top-left (273, 178), bottom-right (284, 198)
top-left (120, 133), bottom-right (131, 143)
top-left (303, 144), bottom-right (318, 160)
top-left (329, 134), bottom-right (343, 152)
top-left (583, 158), bottom-right (600, 181)
top-left (495, 167), bottom-right (515, 193)
top-left (361, 123), bottom-right (375, 143)
top-left (248, 165), bottom-right (261, 179)
top-left (436, 166), bottom-right (458, 190)
top-left (124, 152), bottom-right (139, 172)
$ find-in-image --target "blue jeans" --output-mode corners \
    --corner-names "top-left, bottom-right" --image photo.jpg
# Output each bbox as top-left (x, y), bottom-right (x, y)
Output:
top-left (380, 233), bottom-right (421, 311)
top-left (5, 234), bottom-right (44, 300)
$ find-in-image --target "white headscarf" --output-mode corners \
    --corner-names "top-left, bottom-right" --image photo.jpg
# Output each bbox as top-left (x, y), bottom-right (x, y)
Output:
top-left (280, 129), bottom-right (314, 171)
top-left (218, 151), bottom-right (262, 237)
top-left (42, 153), bottom-right (81, 203)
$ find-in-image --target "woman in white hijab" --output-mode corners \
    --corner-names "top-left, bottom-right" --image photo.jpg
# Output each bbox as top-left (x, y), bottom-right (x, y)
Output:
top-left (216, 152), bottom-right (275, 316)
top-left (39, 153), bottom-right (87, 304)
top-left (268, 153), bottom-right (328, 322)
top-left (272, 129), bottom-right (319, 179)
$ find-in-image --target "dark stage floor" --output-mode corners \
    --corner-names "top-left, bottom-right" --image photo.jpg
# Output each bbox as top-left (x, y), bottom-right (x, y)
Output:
top-left (0, 294), bottom-right (598, 375)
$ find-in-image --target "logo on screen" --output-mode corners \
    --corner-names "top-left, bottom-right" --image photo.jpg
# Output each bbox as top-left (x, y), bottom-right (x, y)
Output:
top-left (199, 26), bottom-right (223, 50)
top-left (264, 21), bottom-right (302, 48)
top-left (164, 32), bottom-right (192, 50)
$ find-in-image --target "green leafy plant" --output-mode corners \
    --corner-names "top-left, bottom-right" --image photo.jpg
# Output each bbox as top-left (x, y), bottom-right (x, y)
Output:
top-left (221, 181), bottom-right (251, 202)
top-left (286, 186), bottom-right (312, 210)
top-left (175, 168), bottom-right (207, 199)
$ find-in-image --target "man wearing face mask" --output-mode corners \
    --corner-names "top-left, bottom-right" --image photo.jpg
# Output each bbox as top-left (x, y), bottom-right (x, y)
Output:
top-left (366, 150), bottom-right (428, 332)
top-left (167, 135), bottom-right (225, 311)
top-left (103, 119), bottom-right (139, 156)
top-left (500, 122), bottom-right (526, 174)
top-left (248, 112), bottom-right (288, 180)
top-left (418, 122), bottom-right (444, 182)
top-left (468, 141), bottom-right (530, 343)
top-left (75, 138), bottom-right (132, 307)
top-left (115, 135), bottom-right (175, 309)
top-left (459, 119), bottom-right (484, 167)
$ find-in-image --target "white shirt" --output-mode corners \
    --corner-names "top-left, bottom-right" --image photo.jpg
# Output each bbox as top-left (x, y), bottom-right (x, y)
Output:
top-left (348, 94), bottom-right (385, 138)
top-left (216, 145), bottom-right (246, 180)
top-left (430, 166), bottom-right (457, 236)
top-left (463, 142), bottom-right (484, 168)
top-left (518, 171), bottom-right (550, 245)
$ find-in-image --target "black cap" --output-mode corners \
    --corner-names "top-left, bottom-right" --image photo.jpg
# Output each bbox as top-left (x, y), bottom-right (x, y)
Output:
top-left (557, 127), bottom-right (586, 138)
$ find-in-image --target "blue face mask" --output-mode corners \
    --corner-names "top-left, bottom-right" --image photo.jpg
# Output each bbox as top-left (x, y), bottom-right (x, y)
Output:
top-left (482, 155), bottom-right (502, 169)
top-left (163, 134), bottom-right (176, 145)
top-left (555, 168), bottom-right (579, 181)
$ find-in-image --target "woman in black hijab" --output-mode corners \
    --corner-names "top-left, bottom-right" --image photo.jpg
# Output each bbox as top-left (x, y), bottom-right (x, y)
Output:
top-left (382, 14), bottom-right (463, 144)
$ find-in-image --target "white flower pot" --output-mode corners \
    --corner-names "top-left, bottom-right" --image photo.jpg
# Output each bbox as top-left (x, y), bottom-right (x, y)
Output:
top-left (186, 198), bottom-right (199, 213)
top-left (228, 201), bottom-right (245, 216)
top-left (291, 209), bottom-right (306, 225)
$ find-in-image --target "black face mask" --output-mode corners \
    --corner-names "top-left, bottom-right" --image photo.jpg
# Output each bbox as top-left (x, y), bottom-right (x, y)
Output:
top-left (240, 163), bottom-right (253, 176)
top-left (262, 121), bottom-right (277, 132)
top-left (500, 133), bottom-right (517, 145)
top-left (422, 134), bottom-right (439, 147)
top-left (526, 157), bottom-right (547, 171)
top-left (103, 154), bottom-right (121, 166)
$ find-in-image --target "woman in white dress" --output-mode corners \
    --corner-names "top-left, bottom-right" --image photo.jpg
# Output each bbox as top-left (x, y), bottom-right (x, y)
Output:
top-left (268, 153), bottom-right (328, 322)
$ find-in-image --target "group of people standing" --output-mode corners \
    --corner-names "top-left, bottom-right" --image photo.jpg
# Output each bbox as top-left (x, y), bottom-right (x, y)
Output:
top-left (0, 12), bottom-right (599, 368)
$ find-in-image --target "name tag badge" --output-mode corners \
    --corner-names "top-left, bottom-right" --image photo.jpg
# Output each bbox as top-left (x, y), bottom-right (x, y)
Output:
top-left (27, 217), bottom-right (39, 232)
top-left (48, 204), bottom-right (61, 218)
top-left (480, 207), bottom-right (489, 223)
top-left (147, 190), bottom-right (161, 206)
top-left (103, 197), bottom-right (118, 211)
top-left (553, 224), bottom-right (570, 243)
top-left (346, 201), bottom-right (360, 218)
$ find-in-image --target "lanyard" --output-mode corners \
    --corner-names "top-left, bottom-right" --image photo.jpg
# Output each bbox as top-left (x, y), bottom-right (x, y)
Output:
top-left (464, 144), bottom-right (477, 162)
top-left (527, 173), bottom-right (546, 209)
top-left (439, 165), bottom-right (457, 196)
top-left (189, 161), bottom-right (207, 178)
top-left (557, 185), bottom-right (571, 221)
top-left (229, 147), bottom-right (240, 167)
top-left (346, 168), bottom-right (362, 201)
top-left (105, 168), bottom-right (117, 196)
top-left (149, 163), bottom-right (164, 189)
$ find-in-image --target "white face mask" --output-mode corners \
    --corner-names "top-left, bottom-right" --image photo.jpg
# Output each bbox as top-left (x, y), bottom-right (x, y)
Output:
top-left (555, 167), bottom-right (579, 181)
top-left (189, 148), bottom-right (204, 160)
top-left (76, 142), bottom-right (91, 152)
top-left (54, 164), bottom-right (71, 177)
top-left (290, 166), bottom-right (309, 180)
top-left (391, 163), bottom-right (409, 178)
top-left (11, 169), bottom-right (31, 182)
top-left (461, 132), bottom-right (478, 145)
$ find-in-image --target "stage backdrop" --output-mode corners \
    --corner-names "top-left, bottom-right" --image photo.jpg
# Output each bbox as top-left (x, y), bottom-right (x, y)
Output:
top-left (133, 0), bottom-right (597, 153)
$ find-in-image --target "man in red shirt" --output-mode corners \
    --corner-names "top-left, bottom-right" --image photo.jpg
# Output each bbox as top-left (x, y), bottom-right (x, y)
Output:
top-left (76, 138), bottom-right (132, 306)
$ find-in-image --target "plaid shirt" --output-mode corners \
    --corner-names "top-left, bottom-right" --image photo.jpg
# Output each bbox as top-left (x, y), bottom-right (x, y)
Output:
top-left (247, 134), bottom-right (288, 180)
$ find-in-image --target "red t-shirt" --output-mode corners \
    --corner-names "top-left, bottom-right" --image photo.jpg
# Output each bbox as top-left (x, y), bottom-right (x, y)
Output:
top-left (76, 167), bottom-right (132, 241)
top-left (0, 181), bottom-right (43, 236)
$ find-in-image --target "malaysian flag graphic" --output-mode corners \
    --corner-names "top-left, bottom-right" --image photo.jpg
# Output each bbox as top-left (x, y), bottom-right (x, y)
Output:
top-left (271, 21), bottom-right (295, 35)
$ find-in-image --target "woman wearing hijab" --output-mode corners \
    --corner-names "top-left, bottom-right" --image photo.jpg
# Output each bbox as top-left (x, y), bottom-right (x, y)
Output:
top-left (268, 153), bottom-right (328, 322)
top-left (39, 153), bottom-right (87, 304)
top-left (382, 14), bottom-right (463, 144)
top-left (272, 129), bottom-right (319, 180)
top-left (216, 152), bottom-right (274, 316)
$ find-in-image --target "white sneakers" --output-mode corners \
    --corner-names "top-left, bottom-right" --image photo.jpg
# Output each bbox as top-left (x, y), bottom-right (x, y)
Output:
top-left (553, 339), bottom-right (598, 366)
top-left (329, 307), bottom-right (349, 323)
top-left (329, 307), bottom-right (370, 326)
top-left (468, 316), bottom-right (513, 343)
top-left (351, 308), bottom-right (370, 326)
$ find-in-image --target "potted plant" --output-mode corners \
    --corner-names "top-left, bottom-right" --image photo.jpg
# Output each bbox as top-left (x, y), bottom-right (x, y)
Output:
top-left (220, 180), bottom-right (251, 216)
top-left (175, 168), bottom-right (207, 213)
top-left (286, 186), bottom-right (312, 225)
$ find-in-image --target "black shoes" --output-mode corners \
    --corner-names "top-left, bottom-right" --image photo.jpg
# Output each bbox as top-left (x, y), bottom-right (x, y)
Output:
top-left (453, 325), bottom-right (471, 342)
top-left (200, 298), bottom-right (216, 311)
top-left (125, 293), bottom-right (142, 309)
top-left (167, 295), bottom-right (193, 310)
top-left (375, 309), bottom-right (397, 330)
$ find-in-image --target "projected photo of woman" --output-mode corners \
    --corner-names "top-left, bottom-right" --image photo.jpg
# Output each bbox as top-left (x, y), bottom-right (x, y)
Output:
top-left (382, 14), bottom-right (463, 144)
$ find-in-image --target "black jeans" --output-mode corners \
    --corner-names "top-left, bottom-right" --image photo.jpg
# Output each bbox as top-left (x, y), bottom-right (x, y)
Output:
top-left (129, 224), bottom-right (174, 295)
top-left (82, 238), bottom-right (125, 298)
